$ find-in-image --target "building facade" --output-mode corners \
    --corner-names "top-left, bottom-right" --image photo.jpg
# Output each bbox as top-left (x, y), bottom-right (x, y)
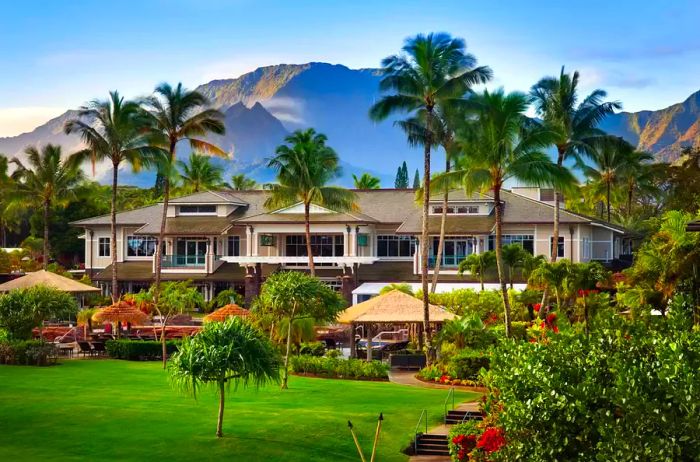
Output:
top-left (72, 188), bottom-right (631, 304)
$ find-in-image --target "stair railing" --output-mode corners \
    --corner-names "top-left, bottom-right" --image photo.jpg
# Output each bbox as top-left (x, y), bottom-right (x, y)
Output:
top-left (443, 386), bottom-right (455, 424)
top-left (413, 409), bottom-right (427, 453)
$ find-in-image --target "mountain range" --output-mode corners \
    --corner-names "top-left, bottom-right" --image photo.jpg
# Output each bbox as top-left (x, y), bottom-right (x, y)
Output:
top-left (1, 62), bottom-right (699, 186)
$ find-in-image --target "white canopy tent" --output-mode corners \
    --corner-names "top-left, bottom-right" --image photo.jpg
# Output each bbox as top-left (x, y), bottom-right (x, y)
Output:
top-left (351, 282), bottom-right (528, 305)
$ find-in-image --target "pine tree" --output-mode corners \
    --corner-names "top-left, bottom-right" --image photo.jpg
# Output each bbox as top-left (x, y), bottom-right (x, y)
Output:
top-left (394, 161), bottom-right (409, 188)
top-left (394, 166), bottom-right (403, 188)
top-left (412, 169), bottom-right (420, 189)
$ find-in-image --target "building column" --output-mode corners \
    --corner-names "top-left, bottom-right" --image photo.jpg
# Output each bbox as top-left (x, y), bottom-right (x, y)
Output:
top-left (244, 264), bottom-right (261, 306)
top-left (341, 272), bottom-right (356, 305)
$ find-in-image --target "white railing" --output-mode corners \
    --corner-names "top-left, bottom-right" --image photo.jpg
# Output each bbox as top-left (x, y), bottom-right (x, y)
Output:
top-left (219, 256), bottom-right (379, 266)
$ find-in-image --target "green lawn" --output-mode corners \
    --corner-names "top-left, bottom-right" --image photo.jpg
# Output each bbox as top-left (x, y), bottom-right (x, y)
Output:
top-left (0, 360), bottom-right (477, 461)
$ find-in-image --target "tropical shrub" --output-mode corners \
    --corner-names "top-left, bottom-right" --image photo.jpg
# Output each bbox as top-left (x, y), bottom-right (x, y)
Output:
top-left (427, 289), bottom-right (504, 319)
top-left (482, 314), bottom-right (700, 460)
top-left (447, 350), bottom-right (490, 380)
top-left (448, 420), bottom-right (506, 462)
top-left (289, 355), bottom-right (389, 380)
top-left (105, 339), bottom-right (180, 360)
top-left (297, 341), bottom-right (325, 356)
top-left (0, 340), bottom-right (56, 366)
top-left (0, 286), bottom-right (78, 340)
top-left (490, 321), bottom-right (529, 341)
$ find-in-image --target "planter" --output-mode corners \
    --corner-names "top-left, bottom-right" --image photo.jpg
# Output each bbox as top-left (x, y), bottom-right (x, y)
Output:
top-left (389, 353), bottom-right (426, 370)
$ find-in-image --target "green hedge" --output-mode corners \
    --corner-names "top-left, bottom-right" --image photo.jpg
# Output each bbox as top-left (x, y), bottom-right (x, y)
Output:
top-left (447, 350), bottom-right (490, 380)
top-left (105, 340), bottom-right (180, 361)
top-left (491, 321), bottom-right (530, 341)
top-left (289, 355), bottom-right (389, 380)
top-left (0, 340), bottom-right (56, 366)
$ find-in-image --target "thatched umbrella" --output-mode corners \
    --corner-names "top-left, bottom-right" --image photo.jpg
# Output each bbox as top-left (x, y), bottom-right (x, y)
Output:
top-left (93, 301), bottom-right (148, 338)
top-left (204, 304), bottom-right (250, 323)
top-left (338, 290), bottom-right (456, 360)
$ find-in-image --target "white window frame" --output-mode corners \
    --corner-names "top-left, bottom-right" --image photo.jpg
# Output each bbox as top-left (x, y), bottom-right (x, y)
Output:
top-left (98, 237), bottom-right (111, 257)
top-left (549, 236), bottom-right (565, 258)
top-left (178, 205), bottom-right (217, 216)
top-left (126, 235), bottom-right (157, 258)
top-left (376, 235), bottom-right (416, 259)
top-left (227, 236), bottom-right (241, 257)
top-left (430, 204), bottom-right (481, 215)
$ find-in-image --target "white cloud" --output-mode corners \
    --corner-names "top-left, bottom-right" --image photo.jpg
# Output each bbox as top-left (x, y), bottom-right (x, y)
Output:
top-left (0, 107), bottom-right (66, 137)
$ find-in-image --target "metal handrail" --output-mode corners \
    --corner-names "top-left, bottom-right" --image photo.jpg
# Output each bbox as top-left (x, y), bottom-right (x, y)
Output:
top-left (443, 387), bottom-right (455, 424)
top-left (413, 409), bottom-right (427, 453)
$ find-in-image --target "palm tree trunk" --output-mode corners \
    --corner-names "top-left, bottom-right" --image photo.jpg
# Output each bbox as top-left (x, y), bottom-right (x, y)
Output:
top-left (551, 148), bottom-right (565, 262)
top-left (493, 186), bottom-right (512, 337)
top-left (583, 297), bottom-right (590, 337)
top-left (216, 379), bottom-right (225, 437)
top-left (154, 144), bottom-right (175, 304)
top-left (606, 181), bottom-right (611, 222)
top-left (420, 111), bottom-right (433, 363)
top-left (509, 266), bottom-right (513, 289)
top-left (282, 312), bottom-right (295, 389)
top-left (161, 318), bottom-right (168, 369)
top-left (480, 270), bottom-right (485, 292)
top-left (304, 202), bottom-right (315, 276)
top-left (42, 200), bottom-right (50, 270)
top-left (110, 160), bottom-right (119, 303)
top-left (431, 159), bottom-right (450, 293)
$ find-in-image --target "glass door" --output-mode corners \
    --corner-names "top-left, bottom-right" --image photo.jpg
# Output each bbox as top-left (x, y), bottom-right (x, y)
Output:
top-left (185, 240), bottom-right (207, 266)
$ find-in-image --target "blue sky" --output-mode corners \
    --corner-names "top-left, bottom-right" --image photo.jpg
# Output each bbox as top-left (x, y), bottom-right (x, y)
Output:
top-left (1, 0), bottom-right (699, 136)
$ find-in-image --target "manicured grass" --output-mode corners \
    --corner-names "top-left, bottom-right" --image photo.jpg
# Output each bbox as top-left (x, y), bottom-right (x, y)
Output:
top-left (0, 360), bottom-right (478, 461)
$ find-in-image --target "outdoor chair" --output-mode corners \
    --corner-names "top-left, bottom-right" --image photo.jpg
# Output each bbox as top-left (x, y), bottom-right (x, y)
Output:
top-left (77, 341), bottom-right (94, 357)
top-left (91, 342), bottom-right (106, 356)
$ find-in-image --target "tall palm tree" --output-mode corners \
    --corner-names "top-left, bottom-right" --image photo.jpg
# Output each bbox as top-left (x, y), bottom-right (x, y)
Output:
top-left (441, 89), bottom-right (575, 336)
top-left (142, 83), bottom-right (226, 294)
top-left (578, 138), bottom-right (650, 222)
top-left (0, 157), bottom-right (22, 248)
top-left (352, 173), bottom-right (381, 189)
top-left (369, 33), bottom-right (491, 355)
top-left (621, 151), bottom-right (656, 218)
top-left (177, 152), bottom-right (225, 193)
top-left (10, 145), bottom-right (83, 269)
top-left (264, 128), bottom-right (356, 276)
top-left (65, 91), bottom-right (152, 301)
top-left (231, 173), bottom-right (257, 190)
top-left (530, 67), bottom-right (621, 261)
top-left (458, 250), bottom-right (496, 291)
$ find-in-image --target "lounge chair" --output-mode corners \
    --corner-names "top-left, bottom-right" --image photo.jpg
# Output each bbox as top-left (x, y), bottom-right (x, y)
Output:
top-left (77, 341), bottom-right (94, 357)
top-left (91, 342), bottom-right (106, 356)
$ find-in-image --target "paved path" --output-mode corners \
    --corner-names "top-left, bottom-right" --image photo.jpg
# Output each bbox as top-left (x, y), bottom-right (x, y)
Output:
top-left (388, 370), bottom-right (455, 389)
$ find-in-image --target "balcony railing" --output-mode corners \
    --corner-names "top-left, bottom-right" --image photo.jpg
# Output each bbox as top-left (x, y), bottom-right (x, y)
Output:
top-left (428, 254), bottom-right (469, 268)
top-left (162, 254), bottom-right (206, 268)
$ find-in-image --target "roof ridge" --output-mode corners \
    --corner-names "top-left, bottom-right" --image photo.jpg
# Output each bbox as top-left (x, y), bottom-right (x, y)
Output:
top-left (69, 203), bottom-right (163, 225)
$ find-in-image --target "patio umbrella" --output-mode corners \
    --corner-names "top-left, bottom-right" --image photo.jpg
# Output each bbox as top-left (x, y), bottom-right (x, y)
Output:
top-left (0, 270), bottom-right (100, 293)
top-left (204, 304), bottom-right (250, 322)
top-left (92, 301), bottom-right (149, 338)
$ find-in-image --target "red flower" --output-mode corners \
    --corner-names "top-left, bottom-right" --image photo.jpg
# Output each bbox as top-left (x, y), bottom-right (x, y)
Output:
top-left (546, 313), bottom-right (557, 324)
top-left (476, 427), bottom-right (506, 453)
top-left (533, 303), bottom-right (541, 312)
top-left (553, 326), bottom-right (560, 334)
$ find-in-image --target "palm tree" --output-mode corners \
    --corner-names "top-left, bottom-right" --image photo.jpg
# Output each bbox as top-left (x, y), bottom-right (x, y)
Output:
top-left (230, 173), bottom-right (257, 190)
top-left (369, 33), bottom-right (491, 355)
top-left (177, 152), bottom-right (225, 193)
top-left (530, 68), bottom-right (621, 261)
top-left (529, 259), bottom-right (574, 311)
top-left (621, 151), bottom-right (655, 219)
top-left (443, 89), bottom-right (575, 336)
top-left (264, 129), bottom-right (356, 275)
top-left (64, 91), bottom-right (151, 301)
top-left (10, 145), bottom-right (83, 269)
top-left (501, 243), bottom-right (527, 289)
top-left (352, 173), bottom-right (381, 189)
top-left (0, 157), bottom-right (22, 248)
top-left (458, 251), bottom-right (496, 291)
top-left (141, 83), bottom-right (226, 295)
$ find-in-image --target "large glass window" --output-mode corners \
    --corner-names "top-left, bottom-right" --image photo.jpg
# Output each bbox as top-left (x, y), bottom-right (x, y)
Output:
top-left (178, 205), bottom-right (216, 215)
top-left (377, 235), bottom-right (416, 258)
top-left (227, 236), bottom-right (240, 256)
top-left (431, 205), bottom-right (480, 214)
top-left (126, 235), bottom-right (157, 257)
top-left (98, 237), bottom-right (110, 257)
top-left (550, 236), bottom-right (565, 258)
top-left (285, 235), bottom-right (344, 257)
top-left (431, 236), bottom-right (474, 267)
top-left (487, 234), bottom-right (534, 254)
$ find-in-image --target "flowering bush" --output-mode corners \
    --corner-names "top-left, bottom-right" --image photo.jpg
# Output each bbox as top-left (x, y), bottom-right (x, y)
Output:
top-left (448, 420), bottom-right (506, 461)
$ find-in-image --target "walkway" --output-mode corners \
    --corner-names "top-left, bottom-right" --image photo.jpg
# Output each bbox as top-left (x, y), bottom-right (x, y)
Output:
top-left (388, 370), bottom-right (454, 389)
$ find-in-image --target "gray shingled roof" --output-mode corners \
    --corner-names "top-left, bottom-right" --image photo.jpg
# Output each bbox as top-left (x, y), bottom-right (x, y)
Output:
top-left (70, 204), bottom-right (163, 226)
top-left (396, 214), bottom-right (495, 235)
top-left (168, 190), bottom-right (247, 205)
top-left (134, 216), bottom-right (234, 235)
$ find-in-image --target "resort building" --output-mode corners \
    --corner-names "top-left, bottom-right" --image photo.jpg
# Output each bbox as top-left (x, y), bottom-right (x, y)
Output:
top-left (71, 187), bottom-right (631, 304)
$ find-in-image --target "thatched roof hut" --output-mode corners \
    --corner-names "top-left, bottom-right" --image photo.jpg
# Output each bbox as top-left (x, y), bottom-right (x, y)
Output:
top-left (0, 270), bottom-right (100, 293)
top-left (338, 290), bottom-right (455, 324)
top-left (204, 304), bottom-right (250, 322)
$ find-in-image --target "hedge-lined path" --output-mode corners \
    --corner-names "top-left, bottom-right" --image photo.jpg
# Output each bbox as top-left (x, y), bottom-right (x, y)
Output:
top-left (408, 402), bottom-right (480, 462)
top-left (388, 370), bottom-right (453, 389)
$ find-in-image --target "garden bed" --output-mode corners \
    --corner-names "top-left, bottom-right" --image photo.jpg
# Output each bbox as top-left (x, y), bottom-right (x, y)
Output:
top-left (414, 374), bottom-right (487, 393)
top-left (291, 371), bottom-right (389, 382)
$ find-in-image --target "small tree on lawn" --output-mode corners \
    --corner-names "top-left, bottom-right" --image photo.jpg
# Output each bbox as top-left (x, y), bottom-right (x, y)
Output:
top-left (136, 281), bottom-right (204, 369)
top-left (168, 317), bottom-right (280, 438)
top-left (256, 271), bottom-right (345, 389)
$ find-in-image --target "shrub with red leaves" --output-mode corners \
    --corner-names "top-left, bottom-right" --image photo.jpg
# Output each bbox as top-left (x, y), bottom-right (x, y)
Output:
top-left (476, 427), bottom-right (506, 453)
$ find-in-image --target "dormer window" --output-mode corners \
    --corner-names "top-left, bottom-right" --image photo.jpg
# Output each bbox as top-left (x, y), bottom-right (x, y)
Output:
top-left (431, 205), bottom-right (480, 215)
top-left (179, 205), bottom-right (217, 215)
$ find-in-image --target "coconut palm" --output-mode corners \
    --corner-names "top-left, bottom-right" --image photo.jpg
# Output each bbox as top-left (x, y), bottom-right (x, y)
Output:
top-left (369, 33), bottom-right (491, 355)
top-left (528, 259), bottom-right (574, 311)
top-left (442, 89), bottom-right (575, 337)
top-left (169, 317), bottom-right (281, 437)
top-left (177, 152), bottom-right (226, 193)
top-left (230, 173), bottom-right (257, 190)
top-left (530, 68), bottom-right (621, 261)
top-left (64, 91), bottom-right (152, 300)
top-left (9, 145), bottom-right (83, 269)
top-left (352, 173), bottom-right (381, 189)
top-left (141, 83), bottom-right (226, 295)
top-left (458, 251), bottom-right (496, 291)
top-left (501, 243), bottom-right (528, 289)
top-left (264, 128), bottom-right (356, 275)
